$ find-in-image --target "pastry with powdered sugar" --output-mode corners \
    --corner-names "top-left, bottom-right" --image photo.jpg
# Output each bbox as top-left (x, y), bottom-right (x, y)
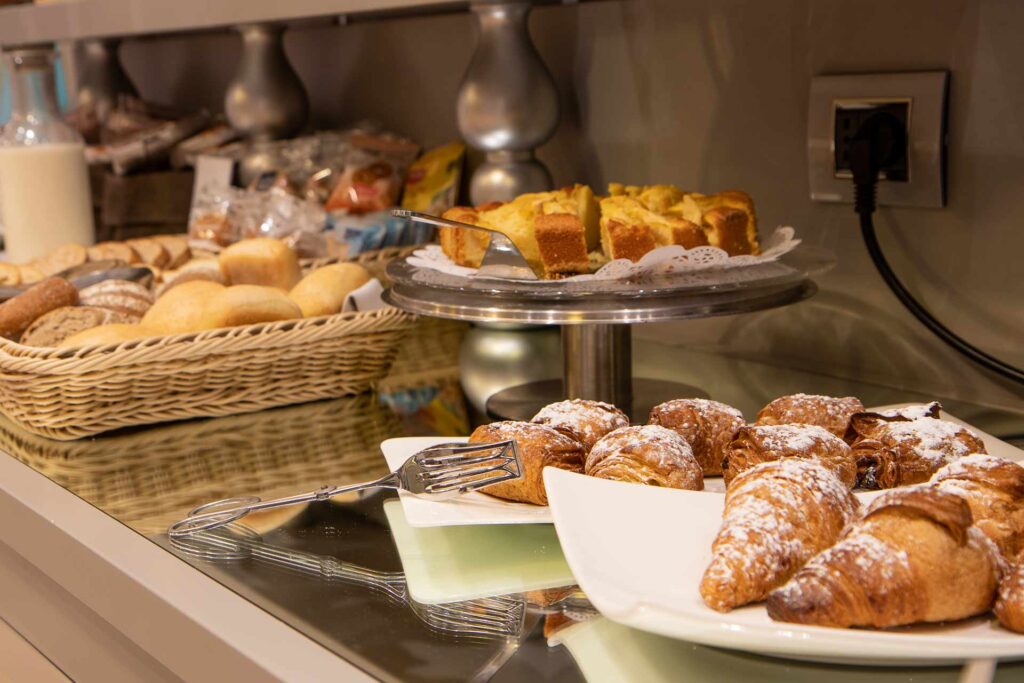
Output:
top-left (648, 398), bottom-right (745, 476)
top-left (852, 417), bottom-right (986, 489)
top-left (722, 423), bottom-right (857, 488)
top-left (531, 399), bottom-right (629, 452)
top-left (700, 459), bottom-right (859, 612)
top-left (585, 425), bottom-right (703, 490)
top-left (755, 393), bottom-right (864, 438)
top-left (768, 486), bottom-right (1002, 628)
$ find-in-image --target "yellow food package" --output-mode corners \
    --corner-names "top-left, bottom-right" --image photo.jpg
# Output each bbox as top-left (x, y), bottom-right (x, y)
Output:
top-left (400, 142), bottom-right (466, 214)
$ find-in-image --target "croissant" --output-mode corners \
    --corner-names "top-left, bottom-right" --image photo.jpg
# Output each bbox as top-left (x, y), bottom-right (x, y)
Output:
top-left (930, 455), bottom-right (1024, 559)
top-left (648, 398), bottom-right (745, 476)
top-left (585, 425), bottom-right (703, 490)
top-left (471, 421), bottom-right (586, 506)
top-left (843, 401), bottom-right (942, 444)
top-left (755, 393), bottom-right (864, 438)
top-left (767, 487), bottom-right (1002, 628)
top-left (532, 399), bottom-right (629, 452)
top-left (853, 417), bottom-right (987, 489)
top-left (995, 559), bottom-right (1024, 633)
top-left (699, 459), bottom-right (859, 612)
top-left (722, 424), bottom-right (857, 488)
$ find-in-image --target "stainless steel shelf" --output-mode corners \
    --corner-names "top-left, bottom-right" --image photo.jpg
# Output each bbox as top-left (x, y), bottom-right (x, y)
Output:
top-left (0, 0), bottom-right (474, 48)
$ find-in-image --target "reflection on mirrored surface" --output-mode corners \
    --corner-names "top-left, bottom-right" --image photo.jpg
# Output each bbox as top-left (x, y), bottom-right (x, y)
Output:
top-left (2, 318), bottom-right (1024, 681)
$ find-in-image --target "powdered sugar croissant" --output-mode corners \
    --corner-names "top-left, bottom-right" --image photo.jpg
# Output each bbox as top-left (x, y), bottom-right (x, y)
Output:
top-left (930, 454), bottom-right (1024, 559)
top-left (853, 418), bottom-right (987, 489)
top-left (699, 459), bottom-right (859, 612)
top-left (722, 424), bottom-right (857, 488)
top-left (767, 487), bottom-right (1002, 628)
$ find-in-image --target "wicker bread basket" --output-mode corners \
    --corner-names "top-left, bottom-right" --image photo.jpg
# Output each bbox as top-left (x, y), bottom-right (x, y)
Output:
top-left (0, 247), bottom-right (418, 440)
top-left (0, 394), bottom-right (401, 535)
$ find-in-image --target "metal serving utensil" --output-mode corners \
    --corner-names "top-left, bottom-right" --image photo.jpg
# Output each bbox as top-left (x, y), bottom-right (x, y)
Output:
top-left (170, 526), bottom-right (527, 641)
top-left (168, 440), bottom-right (522, 537)
top-left (392, 209), bottom-right (540, 280)
top-left (0, 259), bottom-right (154, 302)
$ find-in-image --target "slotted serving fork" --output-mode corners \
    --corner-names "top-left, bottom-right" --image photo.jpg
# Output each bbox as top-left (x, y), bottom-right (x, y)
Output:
top-left (170, 526), bottom-right (526, 640)
top-left (168, 440), bottom-right (522, 537)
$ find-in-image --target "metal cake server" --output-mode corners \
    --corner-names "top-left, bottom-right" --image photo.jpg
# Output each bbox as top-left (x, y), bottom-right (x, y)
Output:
top-left (392, 209), bottom-right (540, 280)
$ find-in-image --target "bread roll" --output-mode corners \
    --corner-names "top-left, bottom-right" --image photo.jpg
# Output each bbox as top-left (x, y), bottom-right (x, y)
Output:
top-left (0, 263), bottom-right (20, 285)
top-left (22, 306), bottom-right (135, 347)
top-left (218, 238), bottom-right (301, 289)
top-left (200, 285), bottom-right (302, 329)
top-left (126, 238), bottom-right (170, 268)
top-left (151, 234), bottom-right (192, 269)
top-left (87, 241), bottom-right (139, 265)
top-left (142, 280), bottom-right (226, 334)
top-left (33, 243), bottom-right (88, 276)
top-left (288, 263), bottom-right (371, 318)
top-left (59, 323), bottom-right (153, 348)
top-left (0, 277), bottom-right (79, 341)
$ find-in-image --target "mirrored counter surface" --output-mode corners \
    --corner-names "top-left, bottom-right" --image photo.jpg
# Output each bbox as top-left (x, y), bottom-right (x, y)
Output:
top-left (3, 319), bottom-right (1023, 682)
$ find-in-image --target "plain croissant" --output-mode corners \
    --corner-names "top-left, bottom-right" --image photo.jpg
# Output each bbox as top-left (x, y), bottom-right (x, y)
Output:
top-left (767, 487), bottom-right (1001, 628)
top-left (699, 459), bottom-right (859, 612)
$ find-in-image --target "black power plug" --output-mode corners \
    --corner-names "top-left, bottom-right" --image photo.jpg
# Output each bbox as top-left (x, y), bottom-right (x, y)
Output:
top-left (834, 103), bottom-right (909, 182)
top-left (849, 110), bottom-right (909, 215)
top-left (850, 105), bottom-right (1024, 385)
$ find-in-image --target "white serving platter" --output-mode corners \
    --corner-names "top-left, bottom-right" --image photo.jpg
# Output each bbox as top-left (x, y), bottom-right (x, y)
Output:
top-left (380, 405), bottom-right (1016, 527)
top-left (382, 499), bottom-right (574, 604)
top-left (543, 417), bottom-right (1024, 666)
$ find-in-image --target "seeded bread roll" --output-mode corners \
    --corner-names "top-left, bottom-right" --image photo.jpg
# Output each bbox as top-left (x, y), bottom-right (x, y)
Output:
top-left (79, 279), bottom-right (154, 318)
top-left (288, 263), bottom-right (372, 317)
top-left (0, 277), bottom-right (79, 341)
top-left (21, 306), bottom-right (135, 347)
top-left (218, 238), bottom-right (301, 289)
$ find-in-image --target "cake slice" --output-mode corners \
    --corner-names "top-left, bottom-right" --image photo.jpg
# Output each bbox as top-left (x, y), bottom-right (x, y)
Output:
top-left (439, 186), bottom-right (596, 278)
top-left (691, 190), bottom-right (760, 254)
top-left (439, 205), bottom-right (491, 268)
top-left (599, 194), bottom-right (707, 262)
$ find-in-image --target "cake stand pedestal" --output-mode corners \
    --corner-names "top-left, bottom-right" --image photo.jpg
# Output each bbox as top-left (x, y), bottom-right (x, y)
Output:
top-left (384, 254), bottom-right (825, 422)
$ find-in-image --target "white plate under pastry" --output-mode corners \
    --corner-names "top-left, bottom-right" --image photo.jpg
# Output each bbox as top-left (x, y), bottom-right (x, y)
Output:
top-left (382, 407), bottom-right (1020, 528)
top-left (543, 419), bottom-right (1024, 666)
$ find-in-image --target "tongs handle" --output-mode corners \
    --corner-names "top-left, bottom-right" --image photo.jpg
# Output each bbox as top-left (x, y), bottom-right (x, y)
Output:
top-left (167, 472), bottom-right (399, 537)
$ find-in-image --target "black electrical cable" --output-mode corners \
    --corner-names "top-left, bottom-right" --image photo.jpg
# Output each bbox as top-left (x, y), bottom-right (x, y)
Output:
top-left (850, 115), bottom-right (1024, 386)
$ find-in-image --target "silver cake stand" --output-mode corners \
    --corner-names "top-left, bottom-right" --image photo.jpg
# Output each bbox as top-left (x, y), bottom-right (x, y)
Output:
top-left (384, 248), bottom-right (830, 422)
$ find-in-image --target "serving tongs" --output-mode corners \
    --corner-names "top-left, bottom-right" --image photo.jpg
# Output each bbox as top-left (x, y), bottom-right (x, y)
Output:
top-left (170, 525), bottom-right (527, 641)
top-left (168, 440), bottom-right (522, 537)
top-left (392, 209), bottom-right (541, 280)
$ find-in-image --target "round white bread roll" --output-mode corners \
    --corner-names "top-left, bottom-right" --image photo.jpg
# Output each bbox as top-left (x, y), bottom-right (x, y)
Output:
top-left (288, 263), bottom-right (372, 318)
top-left (142, 280), bottom-right (227, 335)
top-left (218, 238), bottom-right (301, 290)
top-left (200, 285), bottom-right (302, 329)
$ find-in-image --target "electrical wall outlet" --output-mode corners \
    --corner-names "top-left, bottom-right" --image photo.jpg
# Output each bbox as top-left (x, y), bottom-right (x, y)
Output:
top-left (808, 72), bottom-right (948, 208)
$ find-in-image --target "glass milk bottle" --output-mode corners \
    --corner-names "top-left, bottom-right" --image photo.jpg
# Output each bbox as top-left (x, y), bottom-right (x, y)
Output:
top-left (0, 48), bottom-right (95, 263)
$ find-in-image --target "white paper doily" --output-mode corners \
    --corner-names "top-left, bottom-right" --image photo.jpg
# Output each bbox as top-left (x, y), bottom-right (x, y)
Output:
top-left (406, 226), bottom-right (800, 282)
